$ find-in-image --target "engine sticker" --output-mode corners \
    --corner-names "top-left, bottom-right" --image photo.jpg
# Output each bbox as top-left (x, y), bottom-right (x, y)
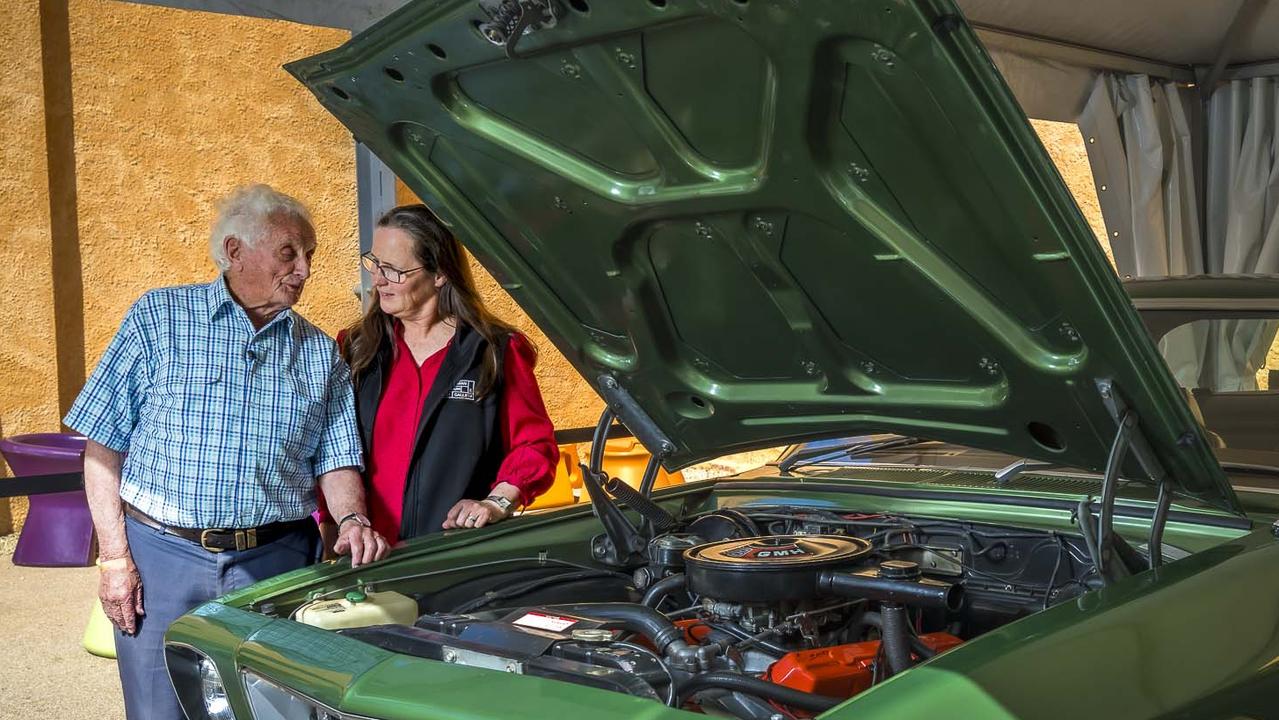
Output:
top-left (512, 611), bottom-right (580, 632)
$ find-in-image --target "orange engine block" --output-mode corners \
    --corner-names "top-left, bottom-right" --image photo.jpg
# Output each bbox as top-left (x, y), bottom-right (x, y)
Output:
top-left (766, 632), bottom-right (963, 697)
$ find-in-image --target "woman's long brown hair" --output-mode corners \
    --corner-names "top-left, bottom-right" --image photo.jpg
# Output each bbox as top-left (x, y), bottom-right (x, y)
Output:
top-left (342, 204), bottom-right (519, 399)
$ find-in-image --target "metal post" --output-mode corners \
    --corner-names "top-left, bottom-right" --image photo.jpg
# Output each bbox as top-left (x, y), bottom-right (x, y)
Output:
top-left (355, 142), bottom-right (397, 301)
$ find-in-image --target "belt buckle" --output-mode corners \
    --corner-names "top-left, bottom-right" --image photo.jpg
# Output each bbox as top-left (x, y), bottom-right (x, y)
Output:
top-left (201, 528), bottom-right (257, 552)
top-left (200, 528), bottom-right (227, 553)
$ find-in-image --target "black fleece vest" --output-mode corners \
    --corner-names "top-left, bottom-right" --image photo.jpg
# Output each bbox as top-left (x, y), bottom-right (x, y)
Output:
top-left (354, 323), bottom-right (506, 539)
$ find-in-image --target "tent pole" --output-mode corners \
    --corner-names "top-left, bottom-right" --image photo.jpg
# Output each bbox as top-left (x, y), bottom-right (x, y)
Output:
top-left (1199, 0), bottom-right (1270, 103)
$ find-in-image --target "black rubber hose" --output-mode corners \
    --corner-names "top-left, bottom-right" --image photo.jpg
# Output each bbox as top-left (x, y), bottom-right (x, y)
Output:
top-left (856, 610), bottom-right (937, 660)
top-left (816, 571), bottom-right (963, 611)
top-left (716, 507), bottom-right (762, 536)
top-left (909, 635), bottom-right (937, 659)
top-left (677, 672), bottom-right (842, 713)
top-left (544, 603), bottom-right (683, 653)
top-left (641, 573), bottom-right (687, 609)
top-left (880, 604), bottom-right (913, 676)
top-left (449, 570), bottom-right (626, 614)
top-left (853, 609), bottom-right (883, 635)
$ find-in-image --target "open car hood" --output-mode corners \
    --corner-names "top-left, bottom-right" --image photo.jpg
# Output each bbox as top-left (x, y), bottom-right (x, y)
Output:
top-left (288, 0), bottom-right (1240, 513)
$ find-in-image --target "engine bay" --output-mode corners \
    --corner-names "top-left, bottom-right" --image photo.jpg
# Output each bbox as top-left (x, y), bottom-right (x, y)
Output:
top-left (297, 505), bottom-right (1101, 719)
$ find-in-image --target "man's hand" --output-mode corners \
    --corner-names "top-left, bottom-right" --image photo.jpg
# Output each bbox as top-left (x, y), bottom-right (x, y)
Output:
top-left (98, 555), bottom-right (144, 634)
top-left (332, 520), bottom-right (390, 567)
top-left (316, 468), bottom-right (387, 567)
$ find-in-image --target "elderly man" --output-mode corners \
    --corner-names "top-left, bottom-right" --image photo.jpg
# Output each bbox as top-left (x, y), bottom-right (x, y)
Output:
top-left (64, 184), bottom-right (389, 720)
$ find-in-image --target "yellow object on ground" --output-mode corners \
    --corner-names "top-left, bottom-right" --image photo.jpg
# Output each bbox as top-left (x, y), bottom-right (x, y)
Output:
top-left (81, 598), bottom-right (116, 659)
top-left (525, 445), bottom-right (581, 511)
top-left (601, 437), bottom-right (684, 490)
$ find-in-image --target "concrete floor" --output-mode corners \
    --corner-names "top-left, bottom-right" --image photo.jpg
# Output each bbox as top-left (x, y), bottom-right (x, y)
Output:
top-left (0, 554), bottom-right (124, 720)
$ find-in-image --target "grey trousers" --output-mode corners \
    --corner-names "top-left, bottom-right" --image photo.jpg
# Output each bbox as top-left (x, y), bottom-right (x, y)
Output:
top-left (114, 514), bottom-right (319, 720)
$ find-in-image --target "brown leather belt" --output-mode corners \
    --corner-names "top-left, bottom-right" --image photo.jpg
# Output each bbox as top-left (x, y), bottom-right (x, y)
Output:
top-left (123, 503), bottom-right (312, 553)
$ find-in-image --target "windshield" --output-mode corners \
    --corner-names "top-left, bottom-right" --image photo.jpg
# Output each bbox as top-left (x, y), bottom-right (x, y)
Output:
top-left (780, 307), bottom-right (1279, 487)
top-left (1147, 315), bottom-right (1279, 465)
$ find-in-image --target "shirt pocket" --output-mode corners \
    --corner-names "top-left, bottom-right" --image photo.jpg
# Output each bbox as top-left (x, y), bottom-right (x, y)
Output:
top-left (274, 369), bottom-right (328, 458)
top-left (146, 363), bottom-right (227, 440)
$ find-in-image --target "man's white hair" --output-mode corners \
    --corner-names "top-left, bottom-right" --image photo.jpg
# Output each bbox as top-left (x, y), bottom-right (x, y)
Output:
top-left (209, 184), bottom-right (314, 271)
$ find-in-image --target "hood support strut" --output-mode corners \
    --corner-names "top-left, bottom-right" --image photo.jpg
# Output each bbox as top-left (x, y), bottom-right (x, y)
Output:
top-left (583, 388), bottom-right (678, 567)
top-left (1093, 379), bottom-right (1174, 578)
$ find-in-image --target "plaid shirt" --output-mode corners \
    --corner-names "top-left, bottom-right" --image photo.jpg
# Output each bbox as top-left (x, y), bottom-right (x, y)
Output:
top-left (64, 277), bottom-right (362, 528)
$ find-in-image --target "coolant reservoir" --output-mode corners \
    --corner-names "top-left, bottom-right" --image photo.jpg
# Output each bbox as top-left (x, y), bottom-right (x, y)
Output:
top-left (295, 588), bottom-right (417, 630)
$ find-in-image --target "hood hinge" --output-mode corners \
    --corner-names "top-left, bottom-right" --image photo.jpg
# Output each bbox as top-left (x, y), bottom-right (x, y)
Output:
top-left (476, 0), bottom-right (562, 59)
top-left (1091, 379), bottom-right (1174, 578)
top-left (582, 381), bottom-right (678, 566)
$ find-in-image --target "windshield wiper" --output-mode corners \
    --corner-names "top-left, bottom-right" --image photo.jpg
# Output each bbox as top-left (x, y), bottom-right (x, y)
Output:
top-left (993, 458), bottom-right (1077, 484)
top-left (779, 436), bottom-right (932, 472)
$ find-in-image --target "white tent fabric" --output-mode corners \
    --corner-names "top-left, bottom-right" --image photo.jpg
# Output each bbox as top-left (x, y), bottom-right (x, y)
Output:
top-left (1078, 76), bottom-right (1207, 386)
top-left (986, 47), bottom-right (1096, 123)
top-left (1082, 73), bottom-right (1279, 390)
top-left (1205, 77), bottom-right (1279, 390)
top-left (1208, 77), bottom-right (1279, 275)
top-left (1079, 75), bottom-right (1202, 279)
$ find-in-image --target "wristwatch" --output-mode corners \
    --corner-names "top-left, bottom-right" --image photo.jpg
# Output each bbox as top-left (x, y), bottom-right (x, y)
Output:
top-left (483, 494), bottom-right (515, 516)
top-left (337, 512), bottom-right (372, 528)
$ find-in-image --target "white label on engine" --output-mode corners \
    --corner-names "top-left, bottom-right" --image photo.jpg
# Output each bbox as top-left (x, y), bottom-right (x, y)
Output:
top-left (512, 611), bottom-right (579, 632)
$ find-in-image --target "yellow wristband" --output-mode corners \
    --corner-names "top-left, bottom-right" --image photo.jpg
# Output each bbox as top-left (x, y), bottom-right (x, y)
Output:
top-left (98, 557), bottom-right (131, 571)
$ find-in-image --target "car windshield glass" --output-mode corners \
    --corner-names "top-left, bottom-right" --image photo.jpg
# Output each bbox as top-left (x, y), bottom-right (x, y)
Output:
top-left (1150, 316), bottom-right (1279, 458)
top-left (1157, 318), bottom-right (1279, 394)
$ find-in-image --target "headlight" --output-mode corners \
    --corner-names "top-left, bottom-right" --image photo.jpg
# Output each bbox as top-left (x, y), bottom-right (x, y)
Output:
top-left (199, 657), bottom-right (234, 720)
top-left (243, 671), bottom-right (369, 720)
top-left (166, 644), bottom-right (238, 720)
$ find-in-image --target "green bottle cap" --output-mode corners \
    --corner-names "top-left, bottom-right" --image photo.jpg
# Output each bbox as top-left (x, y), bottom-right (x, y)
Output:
top-left (345, 590), bottom-right (367, 603)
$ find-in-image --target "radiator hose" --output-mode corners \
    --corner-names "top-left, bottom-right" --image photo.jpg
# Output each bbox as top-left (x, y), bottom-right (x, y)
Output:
top-left (545, 603), bottom-right (682, 653)
top-left (856, 611), bottom-right (937, 660)
top-left (677, 672), bottom-right (843, 713)
top-left (879, 604), bottom-right (913, 676)
top-left (641, 573), bottom-right (687, 609)
top-left (544, 602), bottom-right (720, 671)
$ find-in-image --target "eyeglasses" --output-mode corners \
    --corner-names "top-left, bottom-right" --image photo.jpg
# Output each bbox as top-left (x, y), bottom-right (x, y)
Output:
top-left (360, 252), bottom-right (426, 284)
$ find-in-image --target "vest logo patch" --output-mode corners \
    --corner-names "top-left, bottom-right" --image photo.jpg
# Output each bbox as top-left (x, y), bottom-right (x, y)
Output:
top-left (449, 378), bottom-right (477, 401)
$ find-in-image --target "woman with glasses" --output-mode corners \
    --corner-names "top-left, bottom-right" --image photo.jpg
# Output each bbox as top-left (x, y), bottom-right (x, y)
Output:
top-left (318, 204), bottom-right (556, 545)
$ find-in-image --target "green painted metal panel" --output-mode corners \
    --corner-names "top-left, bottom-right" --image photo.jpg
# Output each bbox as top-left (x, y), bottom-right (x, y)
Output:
top-left (285, 0), bottom-right (1238, 512)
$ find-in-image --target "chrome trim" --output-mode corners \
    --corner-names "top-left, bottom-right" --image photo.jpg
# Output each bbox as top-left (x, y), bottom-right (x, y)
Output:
top-left (240, 669), bottom-right (379, 720)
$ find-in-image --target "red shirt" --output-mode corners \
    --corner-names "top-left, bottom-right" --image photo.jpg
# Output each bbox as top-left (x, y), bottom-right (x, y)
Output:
top-left (320, 326), bottom-right (557, 543)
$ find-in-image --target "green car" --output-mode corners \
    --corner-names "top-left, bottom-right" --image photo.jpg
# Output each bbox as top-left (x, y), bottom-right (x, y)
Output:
top-left (164, 1), bottom-right (1279, 718)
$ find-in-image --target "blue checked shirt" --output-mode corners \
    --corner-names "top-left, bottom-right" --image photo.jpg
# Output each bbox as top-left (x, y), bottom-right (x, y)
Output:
top-left (64, 277), bottom-right (363, 528)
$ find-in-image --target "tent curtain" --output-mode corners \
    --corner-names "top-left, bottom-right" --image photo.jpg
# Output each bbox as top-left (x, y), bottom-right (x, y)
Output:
top-left (1079, 73), bottom-right (1279, 391)
top-left (1205, 77), bottom-right (1279, 390)
top-left (1078, 74), bottom-right (1203, 278)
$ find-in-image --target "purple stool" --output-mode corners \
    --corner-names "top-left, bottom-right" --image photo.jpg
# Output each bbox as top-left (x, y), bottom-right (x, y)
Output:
top-left (0, 433), bottom-right (94, 567)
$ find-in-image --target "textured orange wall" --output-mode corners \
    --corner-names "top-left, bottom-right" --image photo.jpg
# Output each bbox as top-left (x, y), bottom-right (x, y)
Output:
top-left (1031, 119), bottom-right (1114, 267)
top-left (67, 0), bottom-right (360, 370)
top-left (0, 2), bottom-right (59, 532)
